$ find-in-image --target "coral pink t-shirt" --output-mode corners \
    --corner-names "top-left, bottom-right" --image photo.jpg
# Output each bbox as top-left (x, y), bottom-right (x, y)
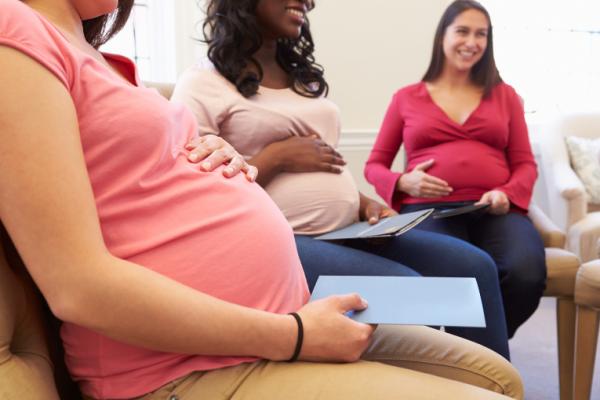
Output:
top-left (0, 1), bottom-right (309, 398)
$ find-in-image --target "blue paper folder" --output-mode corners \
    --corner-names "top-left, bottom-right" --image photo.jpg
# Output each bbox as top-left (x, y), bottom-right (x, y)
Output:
top-left (309, 276), bottom-right (486, 327)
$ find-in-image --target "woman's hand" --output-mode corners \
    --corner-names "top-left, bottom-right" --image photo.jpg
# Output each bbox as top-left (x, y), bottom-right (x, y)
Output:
top-left (359, 193), bottom-right (398, 224)
top-left (185, 135), bottom-right (257, 182)
top-left (397, 159), bottom-right (453, 198)
top-left (476, 190), bottom-right (510, 215)
top-left (295, 293), bottom-right (376, 362)
top-left (274, 135), bottom-right (347, 174)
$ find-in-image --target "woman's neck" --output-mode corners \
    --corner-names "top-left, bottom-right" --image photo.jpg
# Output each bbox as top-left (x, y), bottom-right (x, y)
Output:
top-left (252, 38), bottom-right (278, 67)
top-left (250, 38), bottom-right (290, 89)
top-left (23, 0), bottom-right (85, 43)
top-left (434, 63), bottom-right (474, 90)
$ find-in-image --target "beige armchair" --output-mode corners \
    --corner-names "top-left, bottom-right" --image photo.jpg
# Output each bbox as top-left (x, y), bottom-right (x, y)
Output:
top-left (539, 112), bottom-right (600, 263)
top-left (529, 203), bottom-right (582, 400)
top-left (573, 239), bottom-right (600, 400)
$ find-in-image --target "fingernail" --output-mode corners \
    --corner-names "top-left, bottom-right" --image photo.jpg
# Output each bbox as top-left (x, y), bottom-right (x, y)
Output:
top-left (363, 299), bottom-right (369, 307)
top-left (225, 167), bottom-right (233, 176)
top-left (248, 172), bottom-right (255, 181)
top-left (202, 161), bottom-right (211, 170)
top-left (189, 153), bottom-right (198, 162)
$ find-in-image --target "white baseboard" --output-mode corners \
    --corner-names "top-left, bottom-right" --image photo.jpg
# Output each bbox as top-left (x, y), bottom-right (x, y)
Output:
top-left (338, 130), bottom-right (379, 152)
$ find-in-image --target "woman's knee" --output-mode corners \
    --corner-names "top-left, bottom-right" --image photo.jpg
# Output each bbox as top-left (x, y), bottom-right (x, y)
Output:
top-left (501, 249), bottom-right (547, 294)
top-left (362, 325), bottom-right (523, 399)
top-left (449, 243), bottom-right (498, 282)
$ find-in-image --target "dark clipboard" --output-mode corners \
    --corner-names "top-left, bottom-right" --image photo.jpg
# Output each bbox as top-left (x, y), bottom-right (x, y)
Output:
top-left (314, 209), bottom-right (433, 240)
top-left (432, 202), bottom-right (491, 219)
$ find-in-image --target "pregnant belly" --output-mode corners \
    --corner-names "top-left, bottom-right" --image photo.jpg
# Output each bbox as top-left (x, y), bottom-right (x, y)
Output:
top-left (408, 141), bottom-right (510, 193)
top-left (265, 167), bottom-right (360, 235)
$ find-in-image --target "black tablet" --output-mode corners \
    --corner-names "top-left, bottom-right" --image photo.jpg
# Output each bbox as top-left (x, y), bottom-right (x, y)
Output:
top-left (432, 202), bottom-right (491, 219)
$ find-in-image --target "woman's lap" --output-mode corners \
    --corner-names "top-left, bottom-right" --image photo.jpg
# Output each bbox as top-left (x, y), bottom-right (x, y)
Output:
top-left (114, 325), bottom-right (522, 400)
top-left (400, 202), bottom-right (547, 338)
top-left (295, 229), bottom-right (510, 360)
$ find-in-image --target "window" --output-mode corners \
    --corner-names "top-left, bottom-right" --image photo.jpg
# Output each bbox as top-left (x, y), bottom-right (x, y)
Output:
top-left (479, 0), bottom-right (600, 116)
top-left (100, 0), bottom-right (177, 83)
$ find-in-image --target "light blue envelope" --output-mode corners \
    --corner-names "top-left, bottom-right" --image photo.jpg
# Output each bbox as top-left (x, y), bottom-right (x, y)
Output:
top-left (309, 276), bottom-right (486, 327)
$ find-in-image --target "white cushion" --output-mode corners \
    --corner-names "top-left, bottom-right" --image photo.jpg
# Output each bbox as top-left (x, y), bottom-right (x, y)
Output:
top-left (565, 135), bottom-right (600, 204)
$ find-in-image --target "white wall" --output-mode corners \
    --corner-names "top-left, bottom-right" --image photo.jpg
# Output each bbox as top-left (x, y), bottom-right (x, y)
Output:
top-left (307, 0), bottom-right (451, 203)
top-left (173, 0), bottom-right (207, 77)
top-left (309, 0), bottom-right (450, 130)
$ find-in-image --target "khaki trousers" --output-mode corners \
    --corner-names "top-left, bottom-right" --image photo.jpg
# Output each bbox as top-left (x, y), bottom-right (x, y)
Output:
top-left (83, 325), bottom-right (523, 400)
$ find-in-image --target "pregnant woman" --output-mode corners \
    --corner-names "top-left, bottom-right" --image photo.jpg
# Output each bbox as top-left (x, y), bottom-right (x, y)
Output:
top-left (0, 0), bottom-right (523, 398)
top-left (172, 0), bottom-right (510, 358)
top-left (365, 0), bottom-right (546, 338)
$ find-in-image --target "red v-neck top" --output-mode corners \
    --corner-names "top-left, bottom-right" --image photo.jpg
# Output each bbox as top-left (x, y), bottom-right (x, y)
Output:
top-left (365, 82), bottom-right (537, 214)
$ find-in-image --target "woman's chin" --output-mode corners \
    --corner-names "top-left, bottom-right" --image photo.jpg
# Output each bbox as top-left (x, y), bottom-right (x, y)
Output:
top-left (75, 0), bottom-right (118, 21)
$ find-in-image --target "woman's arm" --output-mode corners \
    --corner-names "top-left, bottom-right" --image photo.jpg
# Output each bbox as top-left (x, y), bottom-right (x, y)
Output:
top-left (476, 87), bottom-right (537, 214)
top-left (365, 92), bottom-right (451, 209)
top-left (358, 192), bottom-right (397, 224)
top-left (246, 135), bottom-right (346, 187)
top-left (365, 93), bottom-right (405, 209)
top-left (174, 66), bottom-right (346, 188)
top-left (0, 45), bottom-right (373, 363)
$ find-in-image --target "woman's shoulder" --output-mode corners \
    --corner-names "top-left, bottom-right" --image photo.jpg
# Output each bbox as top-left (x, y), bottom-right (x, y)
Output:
top-left (181, 58), bottom-right (236, 90)
top-left (0, 0), bottom-right (72, 86)
top-left (1, 0), bottom-right (36, 20)
top-left (391, 82), bottom-right (428, 102)
top-left (1, 0), bottom-right (57, 40)
top-left (490, 82), bottom-right (520, 100)
top-left (173, 57), bottom-right (239, 101)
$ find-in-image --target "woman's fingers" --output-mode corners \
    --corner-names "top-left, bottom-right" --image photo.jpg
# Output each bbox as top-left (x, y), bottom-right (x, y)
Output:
top-left (321, 144), bottom-right (345, 161)
top-left (187, 136), bottom-right (228, 165)
top-left (476, 191), bottom-right (509, 214)
top-left (419, 180), bottom-right (453, 197)
top-left (336, 293), bottom-right (369, 313)
top-left (221, 154), bottom-right (245, 177)
top-left (489, 192), bottom-right (509, 215)
top-left (241, 164), bottom-right (258, 182)
top-left (199, 148), bottom-right (234, 172)
top-left (423, 174), bottom-right (450, 189)
top-left (314, 140), bottom-right (346, 163)
top-left (318, 163), bottom-right (344, 173)
top-left (186, 136), bottom-right (256, 181)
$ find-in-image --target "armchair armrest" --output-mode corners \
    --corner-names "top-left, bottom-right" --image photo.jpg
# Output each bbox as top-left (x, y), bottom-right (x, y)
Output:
top-left (142, 81), bottom-right (175, 101)
top-left (549, 163), bottom-right (588, 230)
top-left (553, 162), bottom-right (586, 200)
top-left (529, 202), bottom-right (566, 248)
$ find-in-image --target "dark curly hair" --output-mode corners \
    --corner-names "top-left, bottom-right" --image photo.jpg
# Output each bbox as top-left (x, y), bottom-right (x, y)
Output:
top-left (202, 0), bottom-right (328, 98)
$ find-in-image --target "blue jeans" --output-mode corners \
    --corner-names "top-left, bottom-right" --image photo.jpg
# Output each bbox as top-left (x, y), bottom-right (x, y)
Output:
top-left (295, 228), bottom-right (510, 360)
top-left (400, 202), bottom-right (547, 339)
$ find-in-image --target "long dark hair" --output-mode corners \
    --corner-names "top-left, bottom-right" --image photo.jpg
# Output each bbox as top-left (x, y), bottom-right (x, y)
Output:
top-left (83, 0), bottom-right (135, 49)
top-left (422, 0), bottom-right (502, 97)
top-left (202, 0), bottom-right (328, 98)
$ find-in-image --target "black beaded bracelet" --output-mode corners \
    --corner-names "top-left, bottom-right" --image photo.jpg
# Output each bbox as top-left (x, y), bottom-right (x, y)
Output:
top-left (287, 312), bottom-right (303, 363)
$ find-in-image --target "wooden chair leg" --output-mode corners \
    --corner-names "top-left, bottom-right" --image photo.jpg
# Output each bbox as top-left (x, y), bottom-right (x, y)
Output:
top-left (557, 297), bottom-right (577, 400)
top-left (573, 306), bottom-right (600, 400)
